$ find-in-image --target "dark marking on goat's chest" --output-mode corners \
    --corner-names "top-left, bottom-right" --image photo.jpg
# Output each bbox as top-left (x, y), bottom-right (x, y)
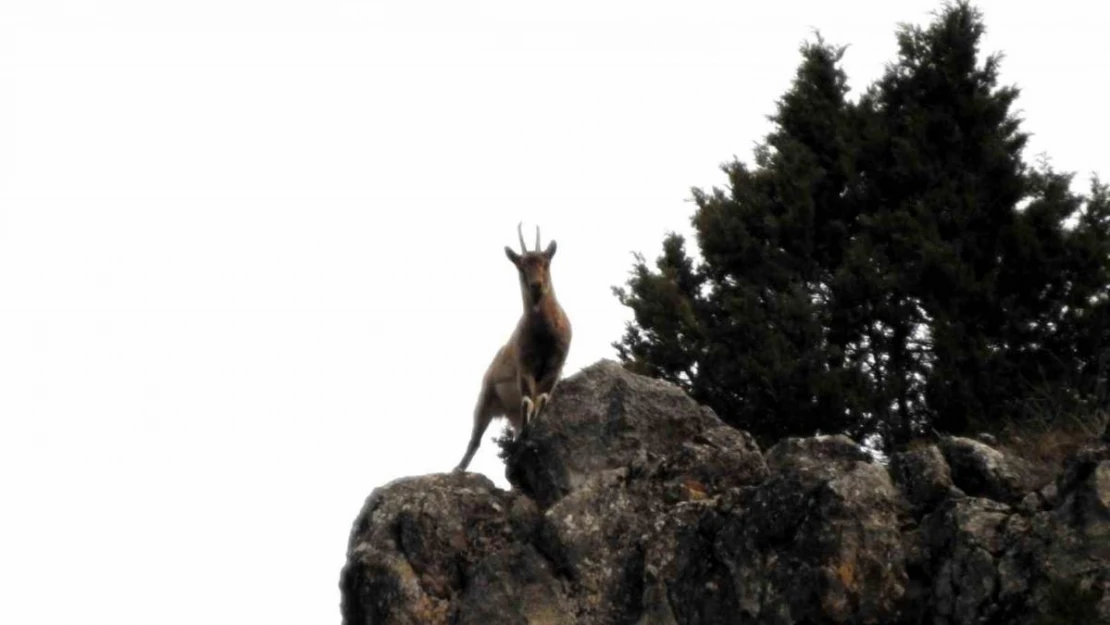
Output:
top-left (522, 324), bottom-right (556, 371)
top-left (520, 307), bottom-right (569, 381)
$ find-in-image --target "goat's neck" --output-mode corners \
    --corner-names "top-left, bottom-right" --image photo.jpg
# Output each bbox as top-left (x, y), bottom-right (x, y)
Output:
top-left (520, 288), bottom-right (559, 318)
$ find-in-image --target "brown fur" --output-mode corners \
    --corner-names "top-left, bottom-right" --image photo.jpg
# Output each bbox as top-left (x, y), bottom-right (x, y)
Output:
top-left (454, 225), bottom-right (572, 472)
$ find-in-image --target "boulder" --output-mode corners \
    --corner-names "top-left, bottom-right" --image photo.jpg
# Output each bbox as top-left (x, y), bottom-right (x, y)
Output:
top-left (890, 443), bottom-right (954, 512)
top-left (340, 360), bottom-right (1110, 624)
top-left (503, 360), bottom-right (768, 508)
top-left (940, 435), bottom-right (1027, 505)
top-left (339, 472), bottom-right (572, 625)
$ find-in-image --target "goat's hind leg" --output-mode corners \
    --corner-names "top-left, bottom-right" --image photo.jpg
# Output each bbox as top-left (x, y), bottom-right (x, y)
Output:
top-left (454, 385), bottom-right (496, 473)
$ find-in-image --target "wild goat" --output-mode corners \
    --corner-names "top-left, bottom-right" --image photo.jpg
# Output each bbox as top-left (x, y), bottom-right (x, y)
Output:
top-left (454, 223), bottom-right (572, 472)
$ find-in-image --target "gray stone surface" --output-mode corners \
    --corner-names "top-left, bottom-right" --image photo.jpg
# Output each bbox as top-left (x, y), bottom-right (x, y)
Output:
top-left (340, 360), bottom-right (1110, 624)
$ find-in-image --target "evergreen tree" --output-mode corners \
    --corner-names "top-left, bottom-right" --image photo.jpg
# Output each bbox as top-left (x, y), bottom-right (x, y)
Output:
top-left (997, 174), bottom-right (1110, 423)
top-left (862, 1), bottom-right (1029, 440)
top-left (617, 38), bottom-right (870, 446)
top-left (614, 2), bottom-right (1109, 449)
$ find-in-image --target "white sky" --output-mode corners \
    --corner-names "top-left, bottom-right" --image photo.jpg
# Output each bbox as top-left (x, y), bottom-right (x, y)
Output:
top-left (0, 1), bottom-right (1106, 623)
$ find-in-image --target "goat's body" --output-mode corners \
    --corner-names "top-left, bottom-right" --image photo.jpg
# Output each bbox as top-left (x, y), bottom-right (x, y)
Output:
top-left (455, 292), bottom-right (571, 472)
top-left (476, 343), bottom-right (524, 431)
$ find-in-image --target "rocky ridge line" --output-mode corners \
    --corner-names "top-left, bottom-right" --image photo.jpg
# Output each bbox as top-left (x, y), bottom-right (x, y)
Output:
top-left (340, 360), bottom-right (1110, 624)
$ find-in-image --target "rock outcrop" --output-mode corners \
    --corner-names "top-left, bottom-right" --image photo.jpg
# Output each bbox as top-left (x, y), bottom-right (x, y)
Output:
top-left (340, 360), bottom-right (1110, 624)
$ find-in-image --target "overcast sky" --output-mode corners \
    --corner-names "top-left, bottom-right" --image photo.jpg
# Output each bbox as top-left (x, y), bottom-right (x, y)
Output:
top-left (0, 1), bottom-right (1106, 623)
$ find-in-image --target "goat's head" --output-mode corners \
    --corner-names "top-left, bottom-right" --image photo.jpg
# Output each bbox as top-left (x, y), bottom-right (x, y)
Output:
top-left (505, 222), bottom-right (557, 304)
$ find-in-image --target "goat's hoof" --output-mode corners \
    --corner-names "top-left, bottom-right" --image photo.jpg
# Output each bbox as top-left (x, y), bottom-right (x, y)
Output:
top-left (521, 397), bottom-right (535, 427)
top-left (535, 393), bottom-right (550, 417)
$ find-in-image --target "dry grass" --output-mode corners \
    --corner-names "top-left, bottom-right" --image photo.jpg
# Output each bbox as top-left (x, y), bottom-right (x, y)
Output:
top-left (994, 411), bottom-right (1108, 489)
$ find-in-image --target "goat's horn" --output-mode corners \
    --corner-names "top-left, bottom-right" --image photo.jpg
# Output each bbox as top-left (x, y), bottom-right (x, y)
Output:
top-left (535, 226), bottom-right (541, 252)
top-left (517, 222), bottom-right (528, 254)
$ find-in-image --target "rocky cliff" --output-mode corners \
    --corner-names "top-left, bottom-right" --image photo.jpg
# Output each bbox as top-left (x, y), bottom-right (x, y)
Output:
top-left (339, 360), bottom-right (1110, 624)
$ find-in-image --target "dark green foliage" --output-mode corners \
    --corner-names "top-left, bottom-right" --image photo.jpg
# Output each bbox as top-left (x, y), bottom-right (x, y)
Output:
top-left (614, 2), bottom-right (1109, 450)
top-left (1034, 577), bottom-right (1103, 625)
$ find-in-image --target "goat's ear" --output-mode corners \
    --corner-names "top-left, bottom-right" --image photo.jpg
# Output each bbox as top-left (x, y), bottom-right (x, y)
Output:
top-left (544, 240), bottom-right (557, 260)
top-left (505, 246), bottom-right (521, 265)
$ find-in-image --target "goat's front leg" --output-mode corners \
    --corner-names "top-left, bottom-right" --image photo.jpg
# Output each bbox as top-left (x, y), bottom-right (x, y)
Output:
top-left (533, 368), bottom-right (563, 422)
top-left (534, 392), bottom-right (551, 421)
top-left (518, 373), bottom-right (538, 430)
